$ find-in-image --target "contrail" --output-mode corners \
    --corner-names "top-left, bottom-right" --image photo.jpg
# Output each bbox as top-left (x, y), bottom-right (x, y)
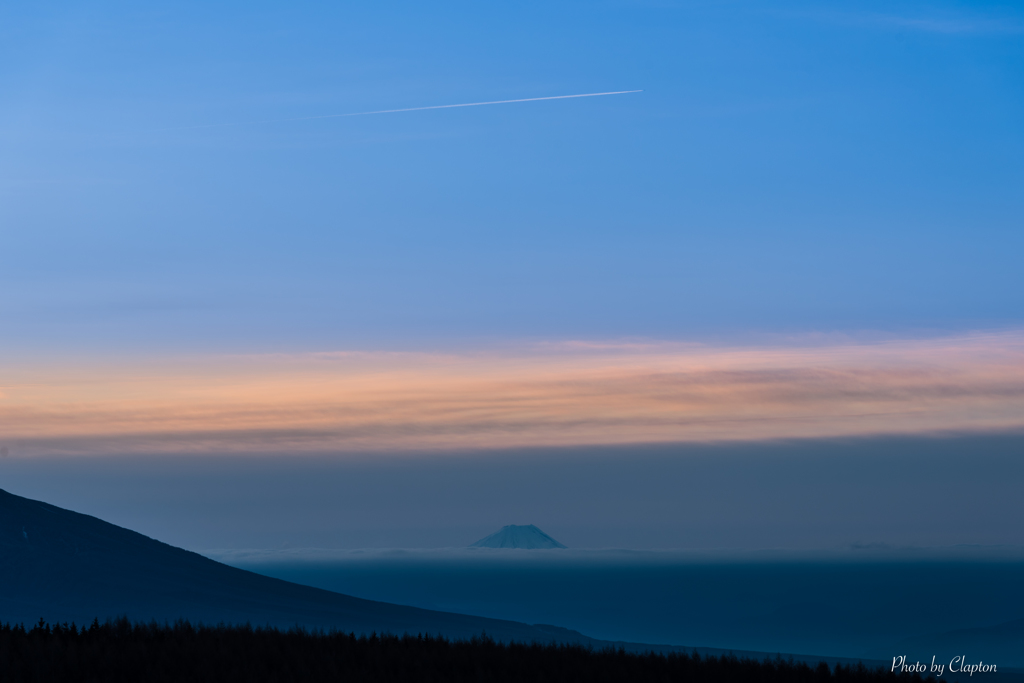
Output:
top-left (167, 90), bottom-right (642, 131)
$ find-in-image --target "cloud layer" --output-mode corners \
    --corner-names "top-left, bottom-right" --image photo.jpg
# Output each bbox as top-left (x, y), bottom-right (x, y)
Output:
top-left (2, 333), bottom-right (1023, 456)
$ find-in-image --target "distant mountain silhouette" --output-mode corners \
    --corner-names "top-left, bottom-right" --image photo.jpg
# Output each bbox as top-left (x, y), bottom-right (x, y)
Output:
top-left (470, 525), bottom-right (567, 549)
top-left (0, 489), bottom-right (578, 641)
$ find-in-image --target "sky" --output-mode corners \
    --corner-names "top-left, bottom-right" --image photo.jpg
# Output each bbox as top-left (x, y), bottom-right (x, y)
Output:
top-left (2, 0), bottom-right (1023, 550)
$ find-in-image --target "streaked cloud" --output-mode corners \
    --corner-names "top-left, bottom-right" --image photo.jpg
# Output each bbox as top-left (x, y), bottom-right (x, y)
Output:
top-left (1, 332), bottom-right (1023, 456)
top-left (170, 90), bottom-right (643, 131)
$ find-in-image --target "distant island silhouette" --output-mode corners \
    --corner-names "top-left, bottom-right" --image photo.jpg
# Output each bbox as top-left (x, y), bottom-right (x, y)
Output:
top-left (470, 524), bottom-right (567, 549)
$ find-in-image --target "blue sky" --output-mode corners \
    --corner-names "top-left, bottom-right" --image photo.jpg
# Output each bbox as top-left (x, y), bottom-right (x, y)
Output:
top-left (3, 1), bottom-right (1024, 553)
top-left (3, 0), bottom-right (1023, 355)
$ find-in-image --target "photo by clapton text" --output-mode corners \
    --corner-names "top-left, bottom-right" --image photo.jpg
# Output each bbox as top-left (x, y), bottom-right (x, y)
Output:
top-left (892, 656), bottom-right (998, 677)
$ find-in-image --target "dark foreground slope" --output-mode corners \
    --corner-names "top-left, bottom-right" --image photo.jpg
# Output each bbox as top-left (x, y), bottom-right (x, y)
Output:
top-left (0, 489), bottom-right (586, 642)
top-left (0, 619), bottom-right (932, 683)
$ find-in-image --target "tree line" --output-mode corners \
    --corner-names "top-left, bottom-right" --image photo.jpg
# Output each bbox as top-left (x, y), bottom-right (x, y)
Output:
top-left (0, 618), bottom-right (935, 683)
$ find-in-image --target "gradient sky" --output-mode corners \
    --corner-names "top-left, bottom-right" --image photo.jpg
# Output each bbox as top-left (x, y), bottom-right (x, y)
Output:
top-left (3, 0), bottom-right (1023, 354)
top-left (2, 0), bottom-right (1023, 550)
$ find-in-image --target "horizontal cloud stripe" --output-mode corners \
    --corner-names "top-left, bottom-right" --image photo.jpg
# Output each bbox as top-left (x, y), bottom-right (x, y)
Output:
top-left (1, 333), bottom-right (1023, 455)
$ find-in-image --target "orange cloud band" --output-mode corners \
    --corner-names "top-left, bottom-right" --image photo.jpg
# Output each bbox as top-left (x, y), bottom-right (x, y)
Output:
top-left (1, 333), bottom-right (1023, 455)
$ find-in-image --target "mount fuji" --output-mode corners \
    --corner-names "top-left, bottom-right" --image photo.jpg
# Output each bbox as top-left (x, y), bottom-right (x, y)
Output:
top-left (470, 525), bottom-right (567, 549)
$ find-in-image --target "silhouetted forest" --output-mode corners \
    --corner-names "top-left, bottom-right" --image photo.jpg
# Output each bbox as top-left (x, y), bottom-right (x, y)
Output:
top-left (0, 618), bottom-right (935, 683)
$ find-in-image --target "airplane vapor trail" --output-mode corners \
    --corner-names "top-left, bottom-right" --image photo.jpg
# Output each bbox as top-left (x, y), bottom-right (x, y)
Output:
top-left (169, 90), bottom-right (642, 131)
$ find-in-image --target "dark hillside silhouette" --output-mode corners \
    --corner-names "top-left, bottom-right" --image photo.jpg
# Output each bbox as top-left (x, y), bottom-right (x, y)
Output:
top-left (0, 488), bottom-right (583, 641)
